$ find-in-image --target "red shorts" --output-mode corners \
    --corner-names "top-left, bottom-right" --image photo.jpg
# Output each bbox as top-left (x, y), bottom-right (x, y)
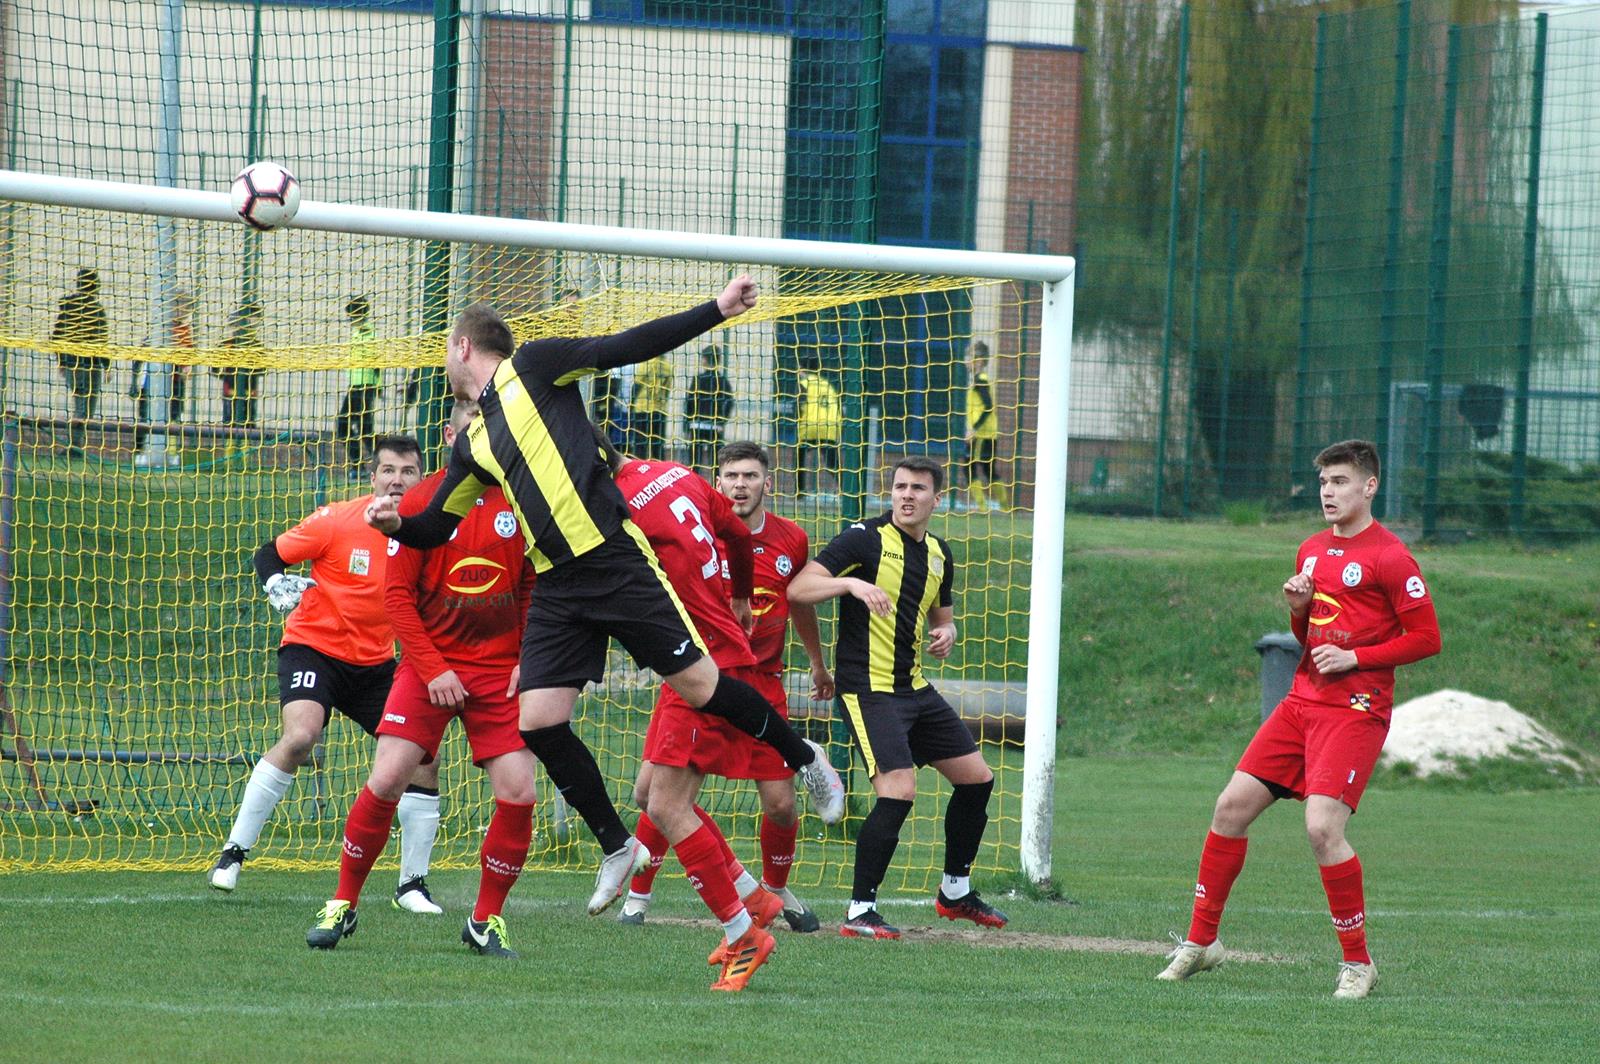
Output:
top-left (1237, 694), bottom-right (1390, 812)
top-left (642, 666), bottom-right (790, 780)
top-left (377, 659), bottom-right (524, 765)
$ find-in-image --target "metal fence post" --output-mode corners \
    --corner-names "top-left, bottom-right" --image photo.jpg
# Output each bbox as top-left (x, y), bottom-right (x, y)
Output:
top-left (1375, 0), bottom-right (1411, 519)
top-left (1422, 26), bottom-right (1461, 540)
top-left (1510, 13), bottom-right (1548, 538)
top-left (1293, 13), bottom-right (1328, 500)
top-left (1155, 2), bottom-right (1190, 517)
top-left (1183, 149), bottom-right (1206, 517)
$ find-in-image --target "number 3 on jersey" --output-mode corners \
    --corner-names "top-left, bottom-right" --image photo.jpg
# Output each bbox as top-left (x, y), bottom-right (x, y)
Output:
top-left (668, 495), bottom-right (720, 579)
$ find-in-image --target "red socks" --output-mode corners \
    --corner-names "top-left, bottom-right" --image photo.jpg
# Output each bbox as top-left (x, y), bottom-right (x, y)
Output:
top-left (473, 799), bottom-right (534, 922)
top-left (673, 821), bottom-right (744, 922)
top-left (334, 786), bottom-right (399, 905)
top-left (1186, 830), bottom-right (1248, 946)
top-left (630, 812), bottom-right (670, 896)
top-left (1320, 854), bottom-right (1371, 964)
top-left (760, 815), bottom-right (798, 890)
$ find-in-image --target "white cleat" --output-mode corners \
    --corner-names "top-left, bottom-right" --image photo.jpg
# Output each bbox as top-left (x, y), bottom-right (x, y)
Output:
top-left (797, 739), bottom-right (845, 825)
top-left (1156, 937), bottom-right (1226, 981)
top-left (1334, 960), bottom-right (1378, 1000)
top-left (587, 836), bottom-right (649, 916)
top-left (393, 876), bottom-right (444, 914)
top-left (209, 844), bottom-right (246, 891)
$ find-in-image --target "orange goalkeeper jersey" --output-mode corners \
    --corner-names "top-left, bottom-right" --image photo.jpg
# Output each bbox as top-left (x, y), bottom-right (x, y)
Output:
top-left (275, 494), bottom-right (397, 665)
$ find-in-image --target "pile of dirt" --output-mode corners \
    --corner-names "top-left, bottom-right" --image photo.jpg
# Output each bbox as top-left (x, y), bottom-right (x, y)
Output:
top-left (1381, 689), bottom-right (1585, 778)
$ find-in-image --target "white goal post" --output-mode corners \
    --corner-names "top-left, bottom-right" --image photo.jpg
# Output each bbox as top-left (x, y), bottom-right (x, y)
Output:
top-left (0, 168), bottom-right (1075, 885)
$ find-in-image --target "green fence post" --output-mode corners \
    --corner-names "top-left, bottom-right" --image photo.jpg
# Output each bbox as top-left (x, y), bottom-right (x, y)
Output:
top-left (1183, 148), bottom-right (1206, 517)
top-left (1421, 26), bottom-right (1461, 540)
top-left (1374, 0), bottom-right (1411, 520)
top-left (728, 123), bottom-right (740, 236)
top-left (1510, 13), bottom-right (1548, 539)
top-left (240, 0), bottom-right (266, 312)
top-left (1219, 207), bottom-right (1237, 497)
top-left (416, 0), bottom-right (461, 459)
top-left (1155, 2), bottom-right (1190, 518)
top-left (1293, 14), bottom-right (1328, 500)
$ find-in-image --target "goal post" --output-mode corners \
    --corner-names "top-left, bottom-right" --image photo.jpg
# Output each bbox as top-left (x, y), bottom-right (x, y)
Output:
top-left (0, 170), bottom-right (1073, 887)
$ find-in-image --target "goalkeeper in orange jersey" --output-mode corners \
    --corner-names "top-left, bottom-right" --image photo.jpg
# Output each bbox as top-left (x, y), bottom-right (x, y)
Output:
top-left (210, 436), bottom-right (445, 914)
top-left (307, 400), bottom-right (539, 958)
top-left (618, 441), bottom-right (830, 934)
top-left (789, 456), bottom-right (1007, 939)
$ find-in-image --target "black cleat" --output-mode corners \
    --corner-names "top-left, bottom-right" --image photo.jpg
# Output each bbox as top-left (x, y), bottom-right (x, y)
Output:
top-left (462, 915), bottom-right (518, 958)
top-left (306, 900), bottom-right (358, 949)
top-left (839, 908), bottom-right (902, 939)
top-left (935, 889), bottom-right (1008, 929)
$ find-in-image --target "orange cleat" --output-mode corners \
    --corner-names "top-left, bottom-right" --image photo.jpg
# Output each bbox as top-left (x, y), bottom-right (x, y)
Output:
top-left (708, 889), bottom-right (785, 965)
top-left (709, 925), bottom-right (776, 992)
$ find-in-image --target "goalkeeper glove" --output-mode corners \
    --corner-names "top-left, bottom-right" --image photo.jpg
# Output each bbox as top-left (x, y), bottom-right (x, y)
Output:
top-left (264, 573), bottom-right (316, 615)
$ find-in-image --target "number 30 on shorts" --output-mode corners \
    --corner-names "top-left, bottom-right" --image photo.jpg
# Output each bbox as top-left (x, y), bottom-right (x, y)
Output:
top-left (289, 670), bottom-right (318, 689)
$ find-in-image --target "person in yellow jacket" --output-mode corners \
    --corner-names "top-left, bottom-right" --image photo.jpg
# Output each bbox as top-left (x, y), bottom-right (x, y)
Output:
top-left (630, 355), bottom-right (673, 460)
top-left (797, 356), bottom-right (841, 498)
top-left (336, 295), bottom-right (381, 479)
top-left (964, 341), bottom-right (1008, 511)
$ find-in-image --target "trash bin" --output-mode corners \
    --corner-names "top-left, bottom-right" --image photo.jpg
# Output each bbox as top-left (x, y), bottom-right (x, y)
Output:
top-left (1254, 632), bottom-right (1302, 720)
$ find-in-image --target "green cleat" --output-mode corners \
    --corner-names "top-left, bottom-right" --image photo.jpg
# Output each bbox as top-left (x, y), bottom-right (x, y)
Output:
top-left (306, 900), bottom-right (357, 950)
top-left (462, 914), bottom-right (518, 959)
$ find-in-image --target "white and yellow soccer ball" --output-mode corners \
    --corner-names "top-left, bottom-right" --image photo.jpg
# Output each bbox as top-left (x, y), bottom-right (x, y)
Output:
top-left (230, 161), bottom-right (301, 232)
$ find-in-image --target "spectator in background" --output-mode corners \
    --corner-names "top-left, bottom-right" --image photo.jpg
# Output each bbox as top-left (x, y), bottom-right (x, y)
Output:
top-left (53, 267), bottom-right (111, 454)
top-left (132, 286), bottom-right (195, 454)
top-left (685, 343), bottom-right (732, 477)
top-left (215, 298), bottom-right (265, 438)
top-left (630, 354), bottom-right (672, 460)
top-left (796, 355), bottom-right (841, 499)
top-left (336, 295), bottom-right (381, 479)
top-left (964, 340), bottom-right (1007, 511)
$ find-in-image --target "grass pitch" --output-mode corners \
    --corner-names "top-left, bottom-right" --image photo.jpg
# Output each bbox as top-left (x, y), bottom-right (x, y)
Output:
top-left (2, 758), bottom-right (1595, 1063)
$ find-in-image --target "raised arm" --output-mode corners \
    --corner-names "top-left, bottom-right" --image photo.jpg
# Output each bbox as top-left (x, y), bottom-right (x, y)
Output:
top-left (367, 442), bottom-right (484, 547)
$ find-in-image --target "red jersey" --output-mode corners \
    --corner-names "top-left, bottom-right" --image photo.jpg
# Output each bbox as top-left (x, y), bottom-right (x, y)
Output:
top-left (386, 470), bottom-right (534, 680)
top-left (1290, 520), bottom-right (1435, 720)
top-left (727, 511), bottom-right (810, 675)
top-left (276, 495), bottom-right (396, 665)
top-left (614, 460), bottom-right (755, 670)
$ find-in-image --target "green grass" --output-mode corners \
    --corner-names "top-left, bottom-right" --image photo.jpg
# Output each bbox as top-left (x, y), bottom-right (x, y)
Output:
top-left (1, 758), bottom-right (1595, 1063)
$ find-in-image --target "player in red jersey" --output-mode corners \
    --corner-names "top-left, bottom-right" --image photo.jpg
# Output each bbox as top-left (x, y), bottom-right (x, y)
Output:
top-left (1157, 439), bottom-right (1441, 1000)
top-left (210, 436), bottom-right (437, 900)
top-left (597, 431), bottom-right (778, 992)
top-left (306, 401), bottom-right (540, 957)
top-left (618, 441), bottom-right (831, 933)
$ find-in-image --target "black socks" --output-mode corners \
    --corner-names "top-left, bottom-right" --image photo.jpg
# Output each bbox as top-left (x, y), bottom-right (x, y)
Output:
top-left (520, 723), bottom-right (629, 854)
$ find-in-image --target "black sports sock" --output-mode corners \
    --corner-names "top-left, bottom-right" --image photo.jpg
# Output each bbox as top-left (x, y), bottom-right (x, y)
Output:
top-left (852, 797), bottom-right (913, 903)
top-left (698, 674), bottom-right (814, 769)
top-left (943, 777), bottom-right (993, 878)
top-left (520, 724), bottom-right (629, 854)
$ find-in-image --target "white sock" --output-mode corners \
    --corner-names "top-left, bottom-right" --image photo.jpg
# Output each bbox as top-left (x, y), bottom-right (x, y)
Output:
top-left (942, 874), bottom-right (971, 900)
top-left (722, 909), bottom-right (753, 944)
top-left (847, 900), bottom-right (875, 920)
top-left (226, 759), bottom-right (294, 850)
top-left (764, 881), bottom-right (800, 910)
top-left (732, 869), bottom-right (760, 898)
top-left (397, 790), bottom-right (441, 883)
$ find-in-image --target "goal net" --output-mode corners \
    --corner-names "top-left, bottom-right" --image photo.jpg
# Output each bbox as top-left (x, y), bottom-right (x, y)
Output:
top-left (0, 180), bottom-right (1071, 894)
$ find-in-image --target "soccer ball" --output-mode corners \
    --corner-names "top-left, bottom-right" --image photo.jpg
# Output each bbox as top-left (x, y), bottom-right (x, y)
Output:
top-left (230, 161), bottom-right (301, 232)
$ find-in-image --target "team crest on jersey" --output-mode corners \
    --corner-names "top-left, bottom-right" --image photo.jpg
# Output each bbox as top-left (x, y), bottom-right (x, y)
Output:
top-left (386, 539), bottom-right (400, 557)
top-left (494, 511), bottom-right (518, 538)
top-left (775, 554), bottom-right (793, 576)
top-left (1342, 562), bottom-right (1363, 587)
top-left (929, 554), bottom-right (944, 579)
top-left (1349, 692), bottom-right (1372, 713)
top-left (1301, 557), bottom-right (1316, 576)
top-left (1405, 575), bottom-right (1427, 599)
top-left (349, 548), bottom-right (371, 575)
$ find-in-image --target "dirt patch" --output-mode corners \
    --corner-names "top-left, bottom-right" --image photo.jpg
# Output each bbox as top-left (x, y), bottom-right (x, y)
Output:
top-left (1383, 689), bottom-right (1585, 778)
top-left (643, 915), bottom-right (1283, 963)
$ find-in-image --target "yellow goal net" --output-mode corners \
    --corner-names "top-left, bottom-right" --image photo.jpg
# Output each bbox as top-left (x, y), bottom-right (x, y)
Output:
top-left (0, 186), bottom-right (1064, 896)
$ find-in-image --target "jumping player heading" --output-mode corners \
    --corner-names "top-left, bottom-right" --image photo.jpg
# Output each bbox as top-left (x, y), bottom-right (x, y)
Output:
top-left (1156, 439), bottom-right (1441, 1000)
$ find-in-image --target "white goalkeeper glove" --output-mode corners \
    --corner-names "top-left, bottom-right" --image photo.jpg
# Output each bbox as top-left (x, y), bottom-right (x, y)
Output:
top-left (264, 573), bottom-right (316, 615)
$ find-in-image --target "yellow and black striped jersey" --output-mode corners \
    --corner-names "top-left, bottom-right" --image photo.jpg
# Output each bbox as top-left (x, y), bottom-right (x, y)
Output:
top-left (814, 511), bottom-right (955, 695)
top-left (394, 300), bottom-right (726, 572)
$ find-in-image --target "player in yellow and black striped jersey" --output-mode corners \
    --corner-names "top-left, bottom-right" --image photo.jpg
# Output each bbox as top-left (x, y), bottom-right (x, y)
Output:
top-left (790, 455), bottom-right (1008, 940)
top-left (366, 278), bottom-right (845, 939)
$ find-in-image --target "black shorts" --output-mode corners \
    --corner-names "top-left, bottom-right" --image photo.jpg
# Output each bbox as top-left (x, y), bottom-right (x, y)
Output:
top-left (519, 521), bottom-right (707, 691)
top-left (277, 644), bottom-right (397, 738)
top-left (837, 686), bottom-right (979, 778)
